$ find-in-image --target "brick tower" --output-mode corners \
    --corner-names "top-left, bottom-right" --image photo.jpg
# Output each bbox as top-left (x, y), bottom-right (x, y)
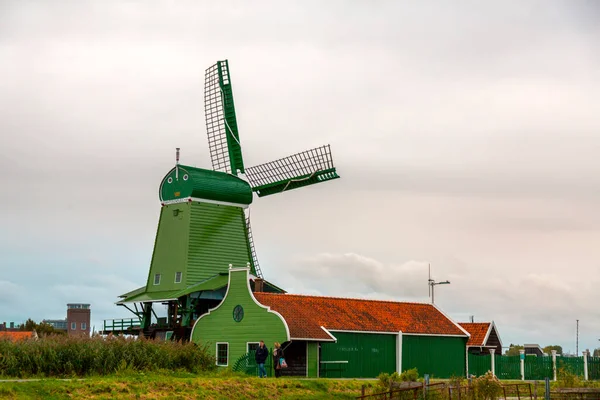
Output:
top-left (66, 303), bottom-right (91, 336)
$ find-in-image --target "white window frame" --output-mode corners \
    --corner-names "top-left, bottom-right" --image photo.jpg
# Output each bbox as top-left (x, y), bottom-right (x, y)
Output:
top-left (71, 322), bottom-right (76, 330)
top-left (174, 272), bottom-right (182, 284)
top-left (154, 273), bottom-right (161, 285)
top-left (81, 322), bottom-right (87, 330)
top-left (247, 342), bottom-right (260, 354)
top-left (247, 342), bottom-right (260, 366)
top-left (216, 342), bottom-right (229, 367)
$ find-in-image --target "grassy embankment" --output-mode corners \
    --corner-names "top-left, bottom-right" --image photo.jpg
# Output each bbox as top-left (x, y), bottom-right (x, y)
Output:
top-left (0, 371), bottom-right (371, 400)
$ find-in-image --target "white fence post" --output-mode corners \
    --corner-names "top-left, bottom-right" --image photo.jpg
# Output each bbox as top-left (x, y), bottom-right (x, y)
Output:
top-left (490, 349), bottom-right (496, 377)
top-left (551, 350), bottom-right (557, 381)
top-left (520, 350), bottom-right (525, 381)
top-left (583, 351), bottom-right (589, 381)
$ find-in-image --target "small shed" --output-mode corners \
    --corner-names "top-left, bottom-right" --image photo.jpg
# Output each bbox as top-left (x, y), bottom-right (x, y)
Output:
top-left (524, 344), bottom-right (544, 356)
top-left (458, 322), bottom-right (502, 355)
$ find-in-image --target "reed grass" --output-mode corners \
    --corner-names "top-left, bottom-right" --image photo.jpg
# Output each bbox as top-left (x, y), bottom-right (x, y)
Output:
top-left (0, 335), bottom-right (215, 378)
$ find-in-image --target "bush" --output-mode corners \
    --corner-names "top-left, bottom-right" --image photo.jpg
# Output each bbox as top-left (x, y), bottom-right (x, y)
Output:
top-left (557, 366), bottom-right (580, 388)
top-left (473, 371), bottom-right (502, 400)
top-left (377, 371), bottom-right (401, 390)
top-left (0, 335), bottom-right (216, 378)
top-left (400, 368), bottom-right (419, 382)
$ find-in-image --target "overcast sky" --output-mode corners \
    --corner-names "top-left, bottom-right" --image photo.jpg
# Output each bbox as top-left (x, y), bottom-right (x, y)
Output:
top-left (1, 0), bottom-right (599, 354)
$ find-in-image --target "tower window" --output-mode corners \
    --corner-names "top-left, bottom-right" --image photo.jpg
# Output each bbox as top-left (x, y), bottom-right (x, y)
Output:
top-left (154, 274), bottom-right (161, 285)
top-left (81, 323), bottom-right (87, 330)
top-left (175, 272), bottom-right (182, 283)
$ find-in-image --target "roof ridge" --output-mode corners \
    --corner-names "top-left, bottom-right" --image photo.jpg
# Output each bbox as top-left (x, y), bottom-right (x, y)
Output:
top-left (255, 291), bottom-right (435, 306)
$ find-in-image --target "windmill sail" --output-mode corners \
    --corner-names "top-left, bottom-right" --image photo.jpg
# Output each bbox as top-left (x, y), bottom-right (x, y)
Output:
top-left (245, 145), bottom-right (339, 197)
top-left (245, 209), bottom-right (263, 279)
top-left (204, 60), bottom-right (244, 175)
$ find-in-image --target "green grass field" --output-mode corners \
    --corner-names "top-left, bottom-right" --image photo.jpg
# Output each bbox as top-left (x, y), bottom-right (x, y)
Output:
top-left (0, 372), bottom-right (374, 400)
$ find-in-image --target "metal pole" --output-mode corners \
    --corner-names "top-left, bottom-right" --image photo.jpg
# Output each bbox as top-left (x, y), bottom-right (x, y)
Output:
top-left (544, 377), bottom-right (550, 400)
top-left (551, 350), bottom-right (557, 381)
top-left (520, 350), bottom-right (525, 381)
top-left (583, 350), bottom-right (589, 381)
top-left (576, 319), bottom-right (579, 356)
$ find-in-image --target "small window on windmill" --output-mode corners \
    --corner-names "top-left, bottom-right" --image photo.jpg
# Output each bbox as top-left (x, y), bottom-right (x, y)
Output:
top-left (154, 274), bottom-right (161, 285)
top-left (175, 272), bottom-right (182, 284)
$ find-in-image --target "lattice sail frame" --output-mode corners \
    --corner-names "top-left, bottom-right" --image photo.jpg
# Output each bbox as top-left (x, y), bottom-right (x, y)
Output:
top-left (244, 208), bottom-right (263, 278)
top-left (204, 60), bottom-right (244, 175)
top-left (245, 145), bottom-right (339, 197)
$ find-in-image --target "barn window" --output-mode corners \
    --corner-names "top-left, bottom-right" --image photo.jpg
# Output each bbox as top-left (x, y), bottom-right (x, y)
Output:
top-left (154, 274), bottom-right (161, 285)
top-left (247, 342), bottom-right (260, 366)
top-left (175, 272), bottom-right (182, 283)
top-left (216, 343), bottom-right (229, 366)
top-left (247, 342), bottom-right (259, 354)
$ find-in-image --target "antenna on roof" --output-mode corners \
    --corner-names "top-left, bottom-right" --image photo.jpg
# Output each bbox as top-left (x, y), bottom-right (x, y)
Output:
top-left (428, 264), bottom-right (432, 298)
top-left (428, 263), bottom-right (450, 304)
top-left (470, 315), bottom-right (474, 323)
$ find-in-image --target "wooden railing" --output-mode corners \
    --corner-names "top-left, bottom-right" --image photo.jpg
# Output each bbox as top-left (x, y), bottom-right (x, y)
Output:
top-left (357, 382), bottom-right (533, 400)
top-left (102, 318), bottom-right (141, 332)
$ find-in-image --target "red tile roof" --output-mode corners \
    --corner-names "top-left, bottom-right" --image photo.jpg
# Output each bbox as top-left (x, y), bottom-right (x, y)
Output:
top-left (254, 293), bottom-right (467, 340)
top-left (458, 323), bottom-right (491, 346)
top-left (0, 331), bottom-right (36, 341)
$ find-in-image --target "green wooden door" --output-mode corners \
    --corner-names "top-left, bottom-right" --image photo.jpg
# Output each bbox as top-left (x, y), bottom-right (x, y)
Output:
top-left (320, 332), bottom-right (396, 378)
top-left (402, 335), bottom-right (466, 378)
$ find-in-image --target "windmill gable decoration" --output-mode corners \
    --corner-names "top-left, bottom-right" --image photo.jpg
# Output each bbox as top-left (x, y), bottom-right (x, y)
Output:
top-left (111, 60), bottom-right (339, 340)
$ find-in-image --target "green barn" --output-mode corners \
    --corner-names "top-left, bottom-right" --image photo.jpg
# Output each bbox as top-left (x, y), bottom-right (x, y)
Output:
top-left (191, 267), bottom-right (469, 379)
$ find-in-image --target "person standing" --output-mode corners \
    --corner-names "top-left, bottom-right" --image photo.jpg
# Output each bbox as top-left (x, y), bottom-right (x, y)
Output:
top-left (273, 342), bottom-right (285, 378)
top-left (255, 340), bottom-right (268, 378)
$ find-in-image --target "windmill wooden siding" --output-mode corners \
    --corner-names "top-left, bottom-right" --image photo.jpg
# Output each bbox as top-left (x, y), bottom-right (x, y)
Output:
top-left (186, 202), bottom-right (255, 282)
top-left (145, 202), bottom-right (255, 294)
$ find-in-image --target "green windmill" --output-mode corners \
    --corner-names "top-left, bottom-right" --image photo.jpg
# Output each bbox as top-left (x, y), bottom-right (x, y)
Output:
top-left (106, 60), bottom-right (339, 340)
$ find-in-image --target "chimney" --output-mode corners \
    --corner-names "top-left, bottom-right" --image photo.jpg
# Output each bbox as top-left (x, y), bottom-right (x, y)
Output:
top-left (254, 278), bottom-right (264, 293)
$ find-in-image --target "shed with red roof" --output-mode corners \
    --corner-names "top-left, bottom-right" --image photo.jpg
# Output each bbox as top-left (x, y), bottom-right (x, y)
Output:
top-left (458, 322), bottom-right (503, 355)
top-left (191, 267), bottom-right (469, 378)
